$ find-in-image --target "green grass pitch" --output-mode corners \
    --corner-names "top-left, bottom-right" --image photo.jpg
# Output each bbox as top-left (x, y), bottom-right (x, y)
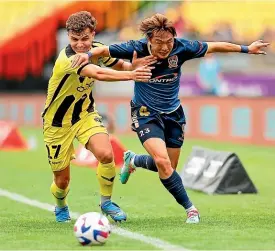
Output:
top-left (0, 128), bottom-right (274, 250)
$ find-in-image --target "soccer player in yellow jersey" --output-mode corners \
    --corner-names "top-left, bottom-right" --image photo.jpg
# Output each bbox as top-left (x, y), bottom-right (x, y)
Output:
top-left (42, 11), bottom-right (155, 222)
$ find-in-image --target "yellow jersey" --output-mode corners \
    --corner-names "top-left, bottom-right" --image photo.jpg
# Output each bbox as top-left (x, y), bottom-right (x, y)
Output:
top-left (42, 41), bottom-right (118, 127)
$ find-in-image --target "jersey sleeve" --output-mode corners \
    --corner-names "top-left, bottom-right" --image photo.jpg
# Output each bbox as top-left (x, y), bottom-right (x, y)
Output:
top-left (182, 39), bottom-right (208, 60)
top-left (101, 57), bottom-right (119, 67)
top-left (92, 41), bottom-right (119, 68)
top-left (109, 40), bottom-right (135, 60)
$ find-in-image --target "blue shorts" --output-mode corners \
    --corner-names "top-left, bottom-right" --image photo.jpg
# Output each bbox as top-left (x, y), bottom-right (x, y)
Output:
top-left (130, 101), bottom-right (186, 148)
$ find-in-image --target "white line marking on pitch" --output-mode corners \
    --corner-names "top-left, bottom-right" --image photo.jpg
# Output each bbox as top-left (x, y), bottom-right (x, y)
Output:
top-left (0, 188), bottom-right (187, 251)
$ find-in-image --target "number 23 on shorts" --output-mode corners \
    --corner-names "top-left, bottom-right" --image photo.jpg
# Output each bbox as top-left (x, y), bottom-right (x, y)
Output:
top-left (139, 127), bottom-right (150, 137)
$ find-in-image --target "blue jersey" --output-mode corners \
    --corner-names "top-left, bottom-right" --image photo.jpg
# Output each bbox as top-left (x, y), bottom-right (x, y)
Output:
top-left (109, 38), bottom-right (208, 113)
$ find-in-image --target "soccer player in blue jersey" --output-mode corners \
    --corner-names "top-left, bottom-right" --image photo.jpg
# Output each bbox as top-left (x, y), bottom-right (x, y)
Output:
top-left (72, 13), bottom-right (269, 224)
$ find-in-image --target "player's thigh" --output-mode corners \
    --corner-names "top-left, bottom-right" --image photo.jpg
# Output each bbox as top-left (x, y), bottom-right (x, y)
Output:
top-left (137, 122), bottom-right (170, 163)
top-left (131, 101), bottom-right (164, 139)
top-left (143, 137), bottom-right (169, 160)
top-left (167, 147), bottom-right (181, 170)
top-left (86, 133), bottom-right (113, 162)
top-left (76, 112), bottom-right (112, 161)
top-left (134, 120), bottom-right (165, 146)
top-left (43, 123), bottom-right (75, 172)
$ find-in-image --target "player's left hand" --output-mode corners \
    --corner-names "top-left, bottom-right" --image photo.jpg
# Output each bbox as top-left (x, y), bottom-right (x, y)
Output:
top-left (248, 40), bottom-right (270, 55)
top-left (131, 51), bottom-right (157, 70)
top-left (71, 53), bottom-right (89, 68)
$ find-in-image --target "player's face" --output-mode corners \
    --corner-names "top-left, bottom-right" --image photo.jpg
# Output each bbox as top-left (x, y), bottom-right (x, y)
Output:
top-left (149, 31), bottom-right (174, 59)
top-left (68, 28), bottom-right (95, 53)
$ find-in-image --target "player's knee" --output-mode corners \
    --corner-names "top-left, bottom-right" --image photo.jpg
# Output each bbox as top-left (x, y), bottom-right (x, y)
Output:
top-left (95, 149), bottom-right (113, 164)
top-left (55, 175), bottom-right (70, 190)
top-left (154, 156), bottom-right (172, 175)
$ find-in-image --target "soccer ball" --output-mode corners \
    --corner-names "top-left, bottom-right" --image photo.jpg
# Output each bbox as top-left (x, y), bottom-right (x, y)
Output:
top-left (74, 212), bottom-right (111, 246)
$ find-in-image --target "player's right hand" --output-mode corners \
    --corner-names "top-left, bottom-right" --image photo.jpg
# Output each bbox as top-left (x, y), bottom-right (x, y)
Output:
top-left (131, 66), bottom-right (153, 82)
top-left (131, 51), bottom-right (157, 70)
top-left (248, 40), bottom-right (270, 55)
top-left (71, 53), bottom-right (89, 68)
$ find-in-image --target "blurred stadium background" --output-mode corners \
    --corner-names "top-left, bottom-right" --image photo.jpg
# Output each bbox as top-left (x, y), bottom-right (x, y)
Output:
top-left (0, 0), bottom-right (275, 145)
top-left (0, 1), bottom-right (274, 250)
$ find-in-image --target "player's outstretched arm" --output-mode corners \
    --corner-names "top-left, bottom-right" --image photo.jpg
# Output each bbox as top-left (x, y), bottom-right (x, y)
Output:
top-left (72, 49), bottom-right (157, 71)
top-left (79, 63), bottom-right (152, 82)
top-left (71, 46), bottom-right (110, 68)
top-left (206, 40), bottom-right (270, 55)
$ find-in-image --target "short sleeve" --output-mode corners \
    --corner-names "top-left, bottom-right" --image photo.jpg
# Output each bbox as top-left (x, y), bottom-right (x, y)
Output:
top-left (92, 41), bottom-right (119, 68)
top-left (109, 40), bottom-right (135, 60)
top-left (182, 39), bottom-right (208, 60)
top-left (101, 57), bottom-right (119, 68)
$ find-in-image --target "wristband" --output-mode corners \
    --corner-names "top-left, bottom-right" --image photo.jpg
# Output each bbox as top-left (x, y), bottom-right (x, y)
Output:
top-left (240, 45), bottom-right (249, 53)
top-left (86, 51), bottom-right (93, 58)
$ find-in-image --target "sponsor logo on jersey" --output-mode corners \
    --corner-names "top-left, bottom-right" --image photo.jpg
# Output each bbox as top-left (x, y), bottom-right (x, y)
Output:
top-left (77, 81), bottom-right (95, 92)
top-left (149, 73), bottom-right (178, 83)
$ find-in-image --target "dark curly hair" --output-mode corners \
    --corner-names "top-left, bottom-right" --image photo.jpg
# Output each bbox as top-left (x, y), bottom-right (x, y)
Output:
top-left (66, 11), bottom-right (97, 33)
top-left (139, 13), bottom-right (177, 38)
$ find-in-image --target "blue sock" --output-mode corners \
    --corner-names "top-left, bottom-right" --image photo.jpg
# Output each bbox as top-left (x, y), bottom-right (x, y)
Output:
top-left (160, 170), bottom-right (193, 209)
top-left (133, 155), bottom-right (158, 172)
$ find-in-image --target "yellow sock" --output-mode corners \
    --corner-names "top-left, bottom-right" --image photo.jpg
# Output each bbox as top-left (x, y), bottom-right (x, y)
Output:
top-left (97, 161), bottom-right (116, 197)
top-left (50, 182), bottom-right (69, 208)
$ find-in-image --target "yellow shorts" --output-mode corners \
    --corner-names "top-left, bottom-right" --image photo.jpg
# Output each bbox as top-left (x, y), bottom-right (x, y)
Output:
top-left (43, 111), bottom-right (108, 172)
